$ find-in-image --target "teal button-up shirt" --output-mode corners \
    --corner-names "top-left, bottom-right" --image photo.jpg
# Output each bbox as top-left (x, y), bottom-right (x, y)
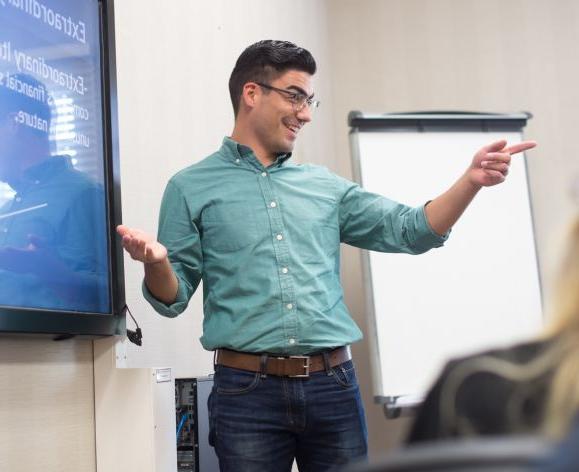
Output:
top-left (143, 137), bottom-right (448, 355)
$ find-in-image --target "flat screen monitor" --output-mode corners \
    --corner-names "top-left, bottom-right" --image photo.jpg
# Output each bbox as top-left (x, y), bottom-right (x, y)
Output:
top-left (0, 0), bottom-right (124, 337)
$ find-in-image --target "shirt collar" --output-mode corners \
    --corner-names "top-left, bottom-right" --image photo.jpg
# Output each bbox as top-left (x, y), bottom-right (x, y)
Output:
top-left (221, 137), bottom-right (292, 168)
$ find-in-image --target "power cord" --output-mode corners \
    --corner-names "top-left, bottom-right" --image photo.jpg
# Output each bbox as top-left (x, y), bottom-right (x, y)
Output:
top-left (125, 305), bottom-right (142, 346)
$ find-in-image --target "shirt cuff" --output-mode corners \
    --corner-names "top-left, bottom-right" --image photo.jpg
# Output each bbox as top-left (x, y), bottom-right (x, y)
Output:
top-left (406, 203), bottom-right (450, 253)
top-left (141, 277), bottom-right (189, 317)
top-left (422, 201), bottom-right (451, 241)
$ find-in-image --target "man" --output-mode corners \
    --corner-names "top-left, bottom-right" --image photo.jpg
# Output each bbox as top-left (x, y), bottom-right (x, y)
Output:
top-left (0, 73), bottom-right (108, 313)
top-left (117, 40), bottom-right (535, 471)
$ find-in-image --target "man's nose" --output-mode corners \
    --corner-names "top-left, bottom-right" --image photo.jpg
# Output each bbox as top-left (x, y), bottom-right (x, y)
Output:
top-left (296, 104), bottom-right (312, 123)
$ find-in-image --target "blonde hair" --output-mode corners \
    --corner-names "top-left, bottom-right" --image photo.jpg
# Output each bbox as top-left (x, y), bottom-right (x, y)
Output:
top-left (542, 215), bottom-right (579, 437)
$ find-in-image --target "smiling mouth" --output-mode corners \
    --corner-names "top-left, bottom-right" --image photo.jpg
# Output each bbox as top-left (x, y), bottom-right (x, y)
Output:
top-left (284, 122), bottom-right (300, 137)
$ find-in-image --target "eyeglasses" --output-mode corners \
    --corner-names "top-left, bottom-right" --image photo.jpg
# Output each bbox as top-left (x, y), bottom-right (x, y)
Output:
top-left (255, 82), bottom-right (320, 112)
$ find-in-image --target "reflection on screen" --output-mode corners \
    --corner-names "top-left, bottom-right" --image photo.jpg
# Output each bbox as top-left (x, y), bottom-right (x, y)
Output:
top-left (0, 0), bottom-right (110, 313)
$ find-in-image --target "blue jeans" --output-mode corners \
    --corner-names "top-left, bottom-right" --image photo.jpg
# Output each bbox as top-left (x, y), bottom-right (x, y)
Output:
top-left (208, 359), bottom-right (368, 472)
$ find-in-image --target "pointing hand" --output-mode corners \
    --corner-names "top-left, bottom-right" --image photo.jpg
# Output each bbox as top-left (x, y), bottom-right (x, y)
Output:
top-left (468, 139), bottom-right (537, 187)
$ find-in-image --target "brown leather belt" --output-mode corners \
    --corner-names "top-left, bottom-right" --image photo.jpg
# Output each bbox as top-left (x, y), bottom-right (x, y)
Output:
top-left (215, 346), bottom-right (351, 378)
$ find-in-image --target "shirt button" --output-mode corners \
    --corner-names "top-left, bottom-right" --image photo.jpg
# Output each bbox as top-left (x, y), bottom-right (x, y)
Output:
top-left (1, 228), bottom-right (7, 233)
top-left (15, 197), bottom-right (21, 202)
top-left (281, 267), bottom-right (288, 274)
top-left (270, 201), bottom-right (277, 208)
top-left (261, 172), bottom-right (267, 177)
top-left (235, 158), bottom-right (240, 163)
top-left (286, 303), bottom-right (293, 310)
top-left (276, 234), bottom-right (283, 241)
top-left (288, 338), bottom-right (296, 345)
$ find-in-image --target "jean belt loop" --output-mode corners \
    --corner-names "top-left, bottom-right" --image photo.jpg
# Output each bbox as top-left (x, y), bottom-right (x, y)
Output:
top-left (213, 349), bottom-right (219, 371)
top-left (259, 353), bottom-right (268, 379)
top-left (322, 351), bottom-right (333, 376)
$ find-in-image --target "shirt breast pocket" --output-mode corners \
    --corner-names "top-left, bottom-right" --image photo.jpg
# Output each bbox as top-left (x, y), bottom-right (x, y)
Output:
top-left (201, 201), bottom-right (260, 252)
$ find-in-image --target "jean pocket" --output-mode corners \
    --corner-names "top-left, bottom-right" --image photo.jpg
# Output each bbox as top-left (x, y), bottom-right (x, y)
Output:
top-left (207, 389), bottom-right (216, 447)
top-left (331, 361), bottom-right (357, 388)
top-left (215, 366), bottom-right (261, 395)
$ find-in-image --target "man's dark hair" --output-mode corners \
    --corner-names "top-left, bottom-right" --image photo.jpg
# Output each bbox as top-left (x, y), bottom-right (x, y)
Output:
top-left (229, 40), bottom-right (317, 117)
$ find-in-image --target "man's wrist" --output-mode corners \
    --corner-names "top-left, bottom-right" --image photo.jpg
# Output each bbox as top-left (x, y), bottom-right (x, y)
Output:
top-left (145, 257), bottom-right (168, 267)
top-left (462, 171), bottom-right (483, 193)
top-left (143, 255), bottom-right (171, 273)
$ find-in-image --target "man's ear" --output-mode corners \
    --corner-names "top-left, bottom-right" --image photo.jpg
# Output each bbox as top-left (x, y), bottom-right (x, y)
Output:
top-left (240, 82), bottom-right (259, 110)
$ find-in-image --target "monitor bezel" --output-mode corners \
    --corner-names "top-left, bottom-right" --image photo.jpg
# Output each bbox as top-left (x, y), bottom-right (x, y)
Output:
top-left (0, 0), bottom-right (126, 338)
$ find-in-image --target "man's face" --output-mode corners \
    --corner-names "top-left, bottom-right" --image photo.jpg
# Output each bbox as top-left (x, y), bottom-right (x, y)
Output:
top-left (251, 69), bottom-right (314, 155)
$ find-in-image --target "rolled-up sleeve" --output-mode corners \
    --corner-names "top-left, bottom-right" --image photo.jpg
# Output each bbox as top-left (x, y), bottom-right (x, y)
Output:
top-left (142, 179), bottom-right (203, 317)
top-left (338, 178), bottom-right (449, 255)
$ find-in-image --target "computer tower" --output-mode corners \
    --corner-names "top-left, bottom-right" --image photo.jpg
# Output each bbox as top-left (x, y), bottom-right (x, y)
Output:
top-left (175, 376), bottom-right (219, 471)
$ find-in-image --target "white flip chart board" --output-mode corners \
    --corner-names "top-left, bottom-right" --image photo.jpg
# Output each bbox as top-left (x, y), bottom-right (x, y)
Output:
top-left (348, 112), bottom-right (543, 415)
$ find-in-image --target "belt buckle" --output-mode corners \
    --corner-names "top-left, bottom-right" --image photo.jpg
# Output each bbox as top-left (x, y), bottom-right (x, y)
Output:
top-left (288, 355), bottom-right (310, 378)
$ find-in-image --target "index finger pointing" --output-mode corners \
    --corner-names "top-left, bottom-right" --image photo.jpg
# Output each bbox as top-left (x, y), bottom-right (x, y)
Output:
top-left (482, 139), bottom-right (507, 153)
top-left (504, 140), bottom-right (537, 155)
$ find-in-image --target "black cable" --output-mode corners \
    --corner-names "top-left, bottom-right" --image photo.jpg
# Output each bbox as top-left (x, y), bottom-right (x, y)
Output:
top-left (125, 305), bottom-right (142, 346)
top-left (53, 333), bottom-right (76, 341)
